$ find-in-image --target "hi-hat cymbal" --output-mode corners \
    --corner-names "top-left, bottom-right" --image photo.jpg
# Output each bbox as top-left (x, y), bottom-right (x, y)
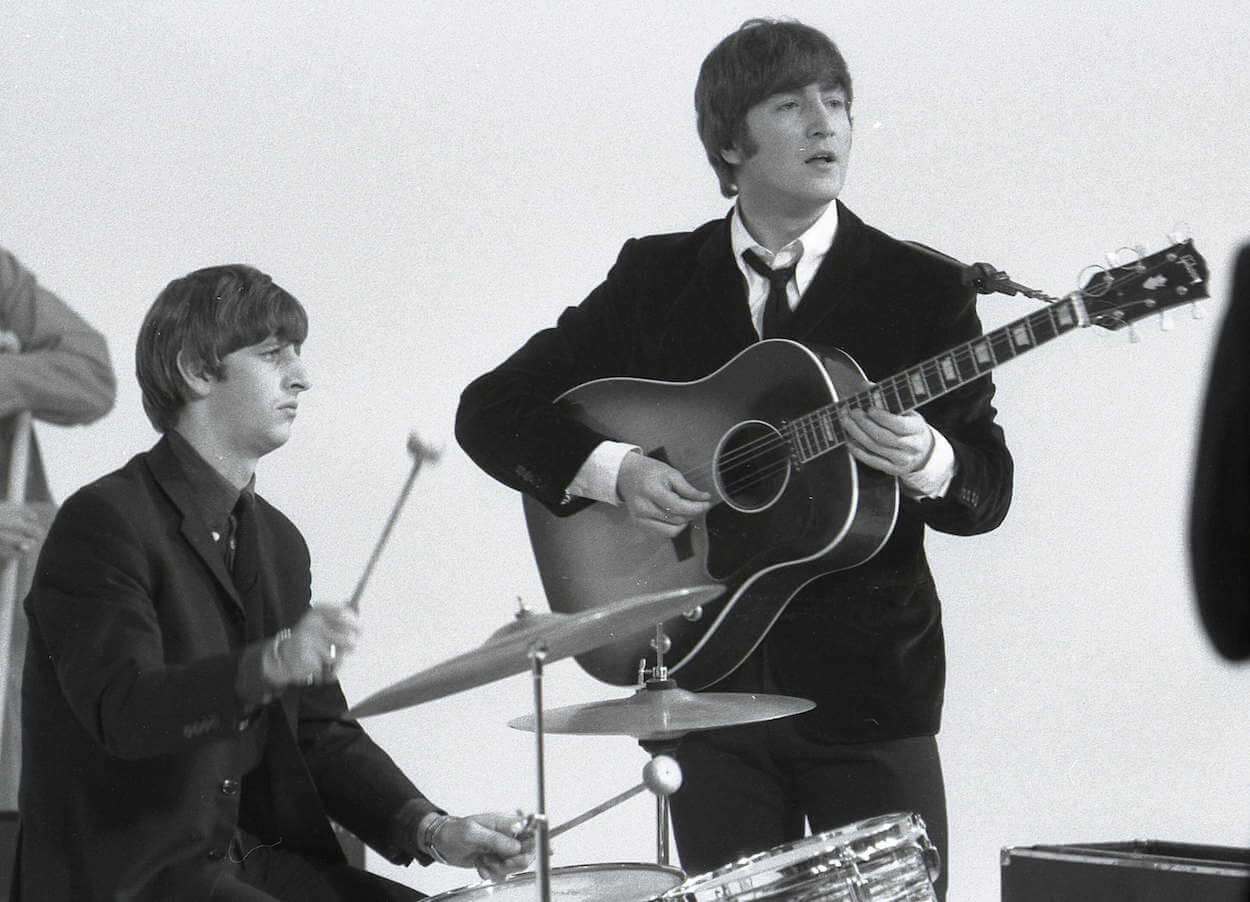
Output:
top-left (348, 585), bottom-right (723, 718)
top-left (508, 683), bottom-right (815, 742)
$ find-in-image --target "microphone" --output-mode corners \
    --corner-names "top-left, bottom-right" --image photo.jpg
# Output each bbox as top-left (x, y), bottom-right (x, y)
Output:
top-left (904, 241), bottom-right (1042, 298)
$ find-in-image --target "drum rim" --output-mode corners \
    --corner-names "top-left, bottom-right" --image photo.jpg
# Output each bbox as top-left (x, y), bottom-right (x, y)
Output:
top-left (426, 861), bottom-right (686, 900)
top-left (660, 811), bottom-right (927, 899)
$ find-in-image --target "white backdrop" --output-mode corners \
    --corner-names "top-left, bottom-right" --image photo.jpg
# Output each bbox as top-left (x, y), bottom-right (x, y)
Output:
top-left (4, 2), bottom-right (1249, 898)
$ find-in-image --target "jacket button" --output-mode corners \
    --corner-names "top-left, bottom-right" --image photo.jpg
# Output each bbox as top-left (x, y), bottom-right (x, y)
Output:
top-left (219, 778), bottom-right (240, 796)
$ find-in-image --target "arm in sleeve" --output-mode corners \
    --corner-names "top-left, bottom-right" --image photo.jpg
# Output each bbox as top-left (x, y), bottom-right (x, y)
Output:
top-left (294, 681), bottom-right (436, 865)
top-left (0, 248), bottom-right (116, 423)
top-left (908, 288), bottom-right (1014, 536)
top-left (456, 240), bottom-right (646, 512)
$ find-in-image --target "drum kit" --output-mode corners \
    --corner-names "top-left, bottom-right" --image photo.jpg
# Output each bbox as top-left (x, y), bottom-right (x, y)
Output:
top-left (348, 583), bottom-right (942, 901)
top-left (347, 435), bottom-right (942, 901)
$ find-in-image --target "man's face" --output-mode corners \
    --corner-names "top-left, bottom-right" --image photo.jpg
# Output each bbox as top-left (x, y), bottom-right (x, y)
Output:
top-left (204, 335), bottom-right (310, 459)
top-left (723, 81), bottom-right (852, 221)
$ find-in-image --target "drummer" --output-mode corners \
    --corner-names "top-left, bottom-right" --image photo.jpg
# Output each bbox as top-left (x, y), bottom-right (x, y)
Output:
top-left (14, 264), bottom-right (534, 901)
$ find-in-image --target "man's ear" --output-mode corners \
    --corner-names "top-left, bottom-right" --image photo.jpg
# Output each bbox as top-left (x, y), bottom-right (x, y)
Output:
top-left (720, 145), bottom-right (745, 166)
top-left (176, 349), bottom-right (215, 400)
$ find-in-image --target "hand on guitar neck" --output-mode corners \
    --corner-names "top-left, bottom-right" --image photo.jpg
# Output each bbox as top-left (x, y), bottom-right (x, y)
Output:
top-left (841, 407), bottom-right (946, 490)
top-left (616, 450), bottom-right (712, 536)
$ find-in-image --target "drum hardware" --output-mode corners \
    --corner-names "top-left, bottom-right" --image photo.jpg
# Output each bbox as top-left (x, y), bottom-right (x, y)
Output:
top-left (348, 584), bottom-right (724, 902)
top-left (509, 627), bottom-right (815, 869)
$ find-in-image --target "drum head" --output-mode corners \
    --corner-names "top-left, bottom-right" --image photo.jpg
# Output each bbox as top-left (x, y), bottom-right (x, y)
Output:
top-left (426, 862), bottom-right (684, 901)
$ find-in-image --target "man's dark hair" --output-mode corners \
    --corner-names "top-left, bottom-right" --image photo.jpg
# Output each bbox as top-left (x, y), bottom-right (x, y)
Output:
top-left (136, 264), bottom-right (307, 431)
top-left (695, 18), bottom-right (854, 197)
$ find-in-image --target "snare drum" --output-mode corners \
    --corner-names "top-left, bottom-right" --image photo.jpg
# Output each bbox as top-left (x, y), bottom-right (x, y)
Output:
top-left (660, 812), bottom-right (939, 901)
top-left (425, 862), bottom-right (684, 901)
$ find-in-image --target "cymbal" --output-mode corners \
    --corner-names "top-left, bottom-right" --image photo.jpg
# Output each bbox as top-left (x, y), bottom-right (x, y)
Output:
top-left (348, 584), bottom-right (723, 718)
top-left (508, 683), bottom-right (815, 742)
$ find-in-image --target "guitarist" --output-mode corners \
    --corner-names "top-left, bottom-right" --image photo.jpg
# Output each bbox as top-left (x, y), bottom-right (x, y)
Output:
top-left (456, 18), bottom-right (1013, 900)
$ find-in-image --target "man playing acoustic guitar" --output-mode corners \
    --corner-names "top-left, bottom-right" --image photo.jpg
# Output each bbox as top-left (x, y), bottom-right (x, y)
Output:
top-left (456, 19), bottom-right (1013, 900)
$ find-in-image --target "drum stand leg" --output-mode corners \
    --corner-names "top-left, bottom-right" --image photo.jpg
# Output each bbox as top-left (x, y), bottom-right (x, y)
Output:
top-left (528, 647), bottom-right (551, 902)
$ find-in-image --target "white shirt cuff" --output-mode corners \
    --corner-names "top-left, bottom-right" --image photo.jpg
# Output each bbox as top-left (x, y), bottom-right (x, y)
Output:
top-left (900, 428), bottom-right (956, 499)
top-left (566, 441), bottom-right (641, 505)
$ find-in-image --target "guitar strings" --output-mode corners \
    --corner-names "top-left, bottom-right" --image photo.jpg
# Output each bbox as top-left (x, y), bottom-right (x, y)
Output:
top-left (671, 252), bottom-right (1179, 500)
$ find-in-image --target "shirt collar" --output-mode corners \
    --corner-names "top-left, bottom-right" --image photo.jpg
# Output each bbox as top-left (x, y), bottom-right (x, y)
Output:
top-left (730, 200), bottom-right (840, 289)
top-left (164, 429), bottom-right (255, 535)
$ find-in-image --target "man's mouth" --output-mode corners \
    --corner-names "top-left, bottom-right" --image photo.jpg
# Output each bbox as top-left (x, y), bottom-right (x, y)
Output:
top-left (805, 152), bottom-right (837, 164)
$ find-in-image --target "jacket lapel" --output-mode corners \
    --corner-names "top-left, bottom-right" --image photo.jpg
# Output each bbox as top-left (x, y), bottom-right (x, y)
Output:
top-left (662, 213), bottom-right (758, 356)
top-left (789, 201), bottom-right (872, 339)
top-left (144, 436), bottom-right (247, 623)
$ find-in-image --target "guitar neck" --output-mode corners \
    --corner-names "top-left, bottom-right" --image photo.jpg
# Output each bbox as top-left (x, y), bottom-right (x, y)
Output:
top-left (789, 294), bottom-right (1090, 462)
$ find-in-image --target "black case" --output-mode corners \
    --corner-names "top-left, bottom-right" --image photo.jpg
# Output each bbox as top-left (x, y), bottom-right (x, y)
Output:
top-left (1001, 840), bottom-right (1250, 901)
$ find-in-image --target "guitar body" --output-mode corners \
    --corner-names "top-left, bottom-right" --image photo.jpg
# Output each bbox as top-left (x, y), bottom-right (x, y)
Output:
top-left (523, 339), bottom-right (899, 689)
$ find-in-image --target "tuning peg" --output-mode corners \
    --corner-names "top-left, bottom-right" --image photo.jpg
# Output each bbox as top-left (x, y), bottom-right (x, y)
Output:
top-left (1191, 301), bottom-right (1204, 320)
top-left (1167, 223), bottom-right (1193, 245)
top-left (1105, 252), bottom-right (1119, 269)
top-left (1159, 310), bottom-right (1175, 332)
top-left (1128, 320), bottom-right (1141, 343)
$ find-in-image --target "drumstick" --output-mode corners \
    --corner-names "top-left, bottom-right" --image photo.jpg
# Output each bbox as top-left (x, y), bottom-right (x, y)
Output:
top-left (546, 783), bottom-right (647, 840)
top-left (520, 755), bottom-right (683, 840)
top-left (346, 431), bottom-right (439, 614)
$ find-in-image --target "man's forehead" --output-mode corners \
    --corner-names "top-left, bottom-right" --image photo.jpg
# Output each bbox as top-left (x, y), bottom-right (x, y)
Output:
top-left (765, 80), bottom-right (847, 98)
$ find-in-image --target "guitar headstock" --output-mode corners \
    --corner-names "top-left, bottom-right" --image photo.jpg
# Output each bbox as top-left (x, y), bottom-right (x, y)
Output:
top-left (1079, 239), bottom-right (1209, 331)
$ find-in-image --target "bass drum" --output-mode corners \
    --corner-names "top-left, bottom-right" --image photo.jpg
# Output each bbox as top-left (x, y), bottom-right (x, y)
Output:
top-left (659, 812), bottom-right (940, 901)
top-left (425, 862), bottom-right (684, 901)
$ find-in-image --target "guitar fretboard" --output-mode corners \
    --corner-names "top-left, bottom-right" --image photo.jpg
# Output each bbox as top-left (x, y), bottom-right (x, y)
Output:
top-left (787, 295), bottom-right (1089, 462)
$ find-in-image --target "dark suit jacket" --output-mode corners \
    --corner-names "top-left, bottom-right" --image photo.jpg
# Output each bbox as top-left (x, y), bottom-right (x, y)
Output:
top-left (15, 436), bottom-right (434, 901)
top-left (456, 204), bottom-right (1013, 742)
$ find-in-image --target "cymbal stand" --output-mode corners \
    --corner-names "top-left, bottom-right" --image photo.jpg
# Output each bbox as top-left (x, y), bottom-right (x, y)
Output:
top-left (639, 738), bottom-right (680, 865)
top-left (639, 624), bottom-right (680, 866)
top-left (528, 645), bottom-right (551, 902)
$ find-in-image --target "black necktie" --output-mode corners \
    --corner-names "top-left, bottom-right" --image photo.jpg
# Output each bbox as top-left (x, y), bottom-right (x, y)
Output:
top-left (742, 248), bottom-right (800, 338)
top-left (230, 493), bottom-right (264, 641)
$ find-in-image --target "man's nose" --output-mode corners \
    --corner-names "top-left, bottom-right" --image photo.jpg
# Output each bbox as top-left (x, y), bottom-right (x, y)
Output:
top-left (286, 357), bottom-right (311, 392)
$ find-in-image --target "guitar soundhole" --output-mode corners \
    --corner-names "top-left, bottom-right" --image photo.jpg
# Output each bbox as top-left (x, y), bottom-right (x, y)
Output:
top-left (715, 420), bottom-right (791, 513)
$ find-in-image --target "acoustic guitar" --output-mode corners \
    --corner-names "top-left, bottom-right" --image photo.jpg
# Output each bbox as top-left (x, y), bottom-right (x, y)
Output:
top-left (524, 240), bottom-right (1209, 689)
